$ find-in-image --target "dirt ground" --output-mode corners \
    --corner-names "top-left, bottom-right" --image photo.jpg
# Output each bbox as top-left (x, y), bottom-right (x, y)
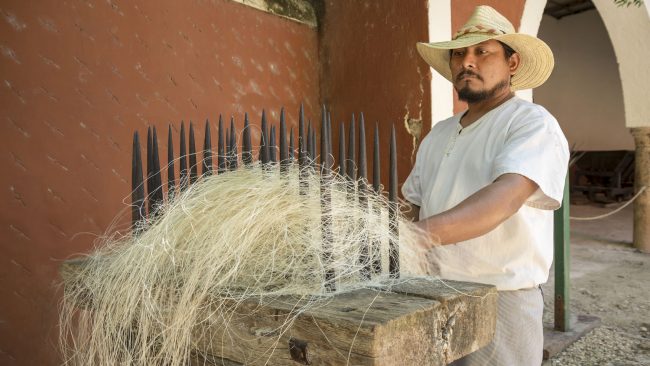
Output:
top-left (542, 200), bottom-right (650, 365)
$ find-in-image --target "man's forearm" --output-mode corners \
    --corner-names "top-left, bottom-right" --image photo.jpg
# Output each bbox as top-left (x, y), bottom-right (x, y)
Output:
top-left (416, 173), bottom-right (538, 245)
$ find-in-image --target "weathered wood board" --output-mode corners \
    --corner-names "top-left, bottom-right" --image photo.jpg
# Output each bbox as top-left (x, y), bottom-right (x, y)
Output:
top-left (61, 259), bottom-right (497, 365)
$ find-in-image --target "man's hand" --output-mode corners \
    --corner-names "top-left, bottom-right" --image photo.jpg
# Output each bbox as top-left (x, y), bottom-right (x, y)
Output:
top-left (415, 173), bottom-right (538, 246)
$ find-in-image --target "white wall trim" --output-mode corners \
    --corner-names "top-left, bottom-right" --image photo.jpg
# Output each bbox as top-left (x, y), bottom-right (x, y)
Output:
top-left (516, 0), bottom-right (547, 102)
top-left (519, 0), bottom-right (547, 35)
top-left (427, 0), bottom-right (453, 125)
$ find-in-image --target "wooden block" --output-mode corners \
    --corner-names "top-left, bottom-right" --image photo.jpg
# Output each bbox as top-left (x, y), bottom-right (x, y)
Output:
top-left (388, 279), bottom-right (498, 362)
top-left (61, 259), bottom-right (496, 366)
top-left (543, 314), bottom-right (601, 360)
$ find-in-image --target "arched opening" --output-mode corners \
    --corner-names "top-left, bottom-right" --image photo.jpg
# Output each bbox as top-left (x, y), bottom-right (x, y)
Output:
top-left (535, 5), bottom-right (632, 151)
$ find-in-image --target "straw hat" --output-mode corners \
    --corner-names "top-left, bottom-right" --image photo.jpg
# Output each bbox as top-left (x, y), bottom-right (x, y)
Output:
top-left (416, 5), bottom-right (554, 91)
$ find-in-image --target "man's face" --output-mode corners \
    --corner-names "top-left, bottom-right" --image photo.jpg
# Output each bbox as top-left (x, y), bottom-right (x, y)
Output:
top-left (449, 40), bottom-right (519, 103)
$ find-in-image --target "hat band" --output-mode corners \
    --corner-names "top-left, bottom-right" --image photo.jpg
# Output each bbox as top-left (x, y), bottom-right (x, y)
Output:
top-left (453, 25), bottom-right (506, 40)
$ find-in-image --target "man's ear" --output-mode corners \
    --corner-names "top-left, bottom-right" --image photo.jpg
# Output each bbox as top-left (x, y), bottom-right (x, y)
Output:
top-left (509, 53), bottom-right (521, 76)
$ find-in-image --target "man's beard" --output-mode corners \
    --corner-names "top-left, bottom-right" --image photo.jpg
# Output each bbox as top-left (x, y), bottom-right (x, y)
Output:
top-left (457, 79), bottom-right (510, 104)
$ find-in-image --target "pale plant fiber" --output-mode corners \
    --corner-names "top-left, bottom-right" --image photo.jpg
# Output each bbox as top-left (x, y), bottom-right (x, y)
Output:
top-left (60, 165), bottom-right (433, 365)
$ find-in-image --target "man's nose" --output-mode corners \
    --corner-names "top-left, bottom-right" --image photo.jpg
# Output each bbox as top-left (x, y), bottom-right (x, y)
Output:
top-left (461, 52), bottom-right (476, 68)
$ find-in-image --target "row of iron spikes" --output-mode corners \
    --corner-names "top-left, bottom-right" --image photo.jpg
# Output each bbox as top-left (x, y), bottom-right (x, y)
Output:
top-left (335, 118), bottom-right (380, 190)
top-left (132, 107), bottom-right (399, 269)
top-left (191, 110), bottom-right (384, 189)
top-left (258, 108), bottom-right (301, 169)
top-left (315, 104), bottom-right (401, 286)
top-left (134, 108), bottom-right (310, 228)
top-left (133, 107), bottom-right (303, 228)
top-left (132, 117), bottom-right (240, 227)
top-left (336, 114), bottom-right (370, 280)
top-left (335, 112), bottom-right (400, 279)
top-left (326, 112), bottom-right (368, 277)
top-left (132, 110), bottom-right (393, 195)
top-left (133, 109), bottom-right (398, 197)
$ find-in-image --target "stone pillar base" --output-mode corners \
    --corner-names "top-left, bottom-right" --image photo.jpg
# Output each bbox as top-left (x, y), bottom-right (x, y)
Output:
top-left (631, 127), bottom-right (650, 253)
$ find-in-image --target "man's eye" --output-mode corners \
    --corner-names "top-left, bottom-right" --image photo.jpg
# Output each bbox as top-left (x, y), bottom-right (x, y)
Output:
top-left (452, 51), bottom-right (464, 56)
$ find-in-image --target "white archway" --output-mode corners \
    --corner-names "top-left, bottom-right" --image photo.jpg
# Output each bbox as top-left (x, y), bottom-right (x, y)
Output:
top-left (537, 5), bottom-right (631, 150)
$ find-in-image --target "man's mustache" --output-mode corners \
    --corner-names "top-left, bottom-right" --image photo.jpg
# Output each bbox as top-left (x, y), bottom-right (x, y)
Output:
top-left (456, 70), bottom-right (483, 82)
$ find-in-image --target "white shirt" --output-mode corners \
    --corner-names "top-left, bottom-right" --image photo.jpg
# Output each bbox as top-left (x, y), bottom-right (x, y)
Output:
top-left (402, 97), bottom-right (569, 291)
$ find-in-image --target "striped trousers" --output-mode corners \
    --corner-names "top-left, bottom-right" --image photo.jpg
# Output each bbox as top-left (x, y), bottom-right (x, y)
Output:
top-left (450, 287), bottom-right (544, 366)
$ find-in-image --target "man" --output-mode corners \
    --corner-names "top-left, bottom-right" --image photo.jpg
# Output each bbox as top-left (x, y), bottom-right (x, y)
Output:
top-left (403, 6), bottom-right (569, 365)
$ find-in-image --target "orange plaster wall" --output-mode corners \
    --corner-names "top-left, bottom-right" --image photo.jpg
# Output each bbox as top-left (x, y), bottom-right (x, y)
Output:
top-left (0, 1), bottom-right (319, 364)
top-left (451, 0), bottom-right (526, 113)
top-left (319, 0), bottom-right (431, 191)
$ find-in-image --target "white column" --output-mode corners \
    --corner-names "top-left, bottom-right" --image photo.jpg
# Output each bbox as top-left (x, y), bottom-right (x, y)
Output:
top-left (516, 0), bottom-right (547, 102)
top-left (427, 0), bottom-right (453, 126)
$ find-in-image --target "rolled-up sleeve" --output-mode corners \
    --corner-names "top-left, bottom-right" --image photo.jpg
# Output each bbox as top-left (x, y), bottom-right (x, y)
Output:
top-left (491, 111), bottom-right (569, 210)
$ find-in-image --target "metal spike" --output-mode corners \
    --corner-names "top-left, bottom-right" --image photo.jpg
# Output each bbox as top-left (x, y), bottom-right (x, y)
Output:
top-left (289, 126), bottom-right (295, 162)
top-left (179, 122), bottom-right (188, 190)
top-left (132, 131), bottom-right (145, 231)
top-left (338, 122), bottom-right (346, 175)
top-left (299, 111), bottom-right (308, 195)
top-left (299, 104), bottom-right (306, 165)
top-left (151, 126), bottom-right (163, 192)
top-left (389, 124), bottom-right (400, 278)
top-left (242, 113), bottom-right (252, 166)
top-left (306, 121), bottom-right (313, 163)
top-left (280, 108), bottom-right (288, 173)
top-left (189, 122), bottom-right (198, 184)
top-left (346, 115), bottom-right (356, 182)
top-left (229, 117), bottom-right (238, 170)
top-left (149, 126), bottom-right (163, 219)
top-left (320, 108), bottom-right (332, 174)
top-left (372, 123), bottom-right (381, 275)
top-left (146, 126), bottom-right (153, 210)
top-left (358, 113), bottom-right (367, 184)
top-left (203, 119), bottom-right (212, 176)
top-left (167, 125), bottom-right (175, 199)
top-left (260, 110), bottom-right (269, 164)
top-left (269, 125), bottom-right (277, 164)
top-left (310, 120), bottom-right (316, 166)
top-left (326, 109), bottom-right (332, 161)
top-left (321, 105), bottom-right (327, 166)
top-left (225, 127), bottom-right (230, 168)
top-left (218, 115), bottom-right (226, 174)
top-left (373, 123), bottom-right (380, 194)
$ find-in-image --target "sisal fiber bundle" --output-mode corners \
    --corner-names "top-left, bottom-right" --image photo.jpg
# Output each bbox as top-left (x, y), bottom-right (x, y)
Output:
top-left (60, 164), bottom-right (433, 365)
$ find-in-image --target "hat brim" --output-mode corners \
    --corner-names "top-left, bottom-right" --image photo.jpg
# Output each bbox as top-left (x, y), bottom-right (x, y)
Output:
top-left (416, 33), bottom-right (554, 91)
